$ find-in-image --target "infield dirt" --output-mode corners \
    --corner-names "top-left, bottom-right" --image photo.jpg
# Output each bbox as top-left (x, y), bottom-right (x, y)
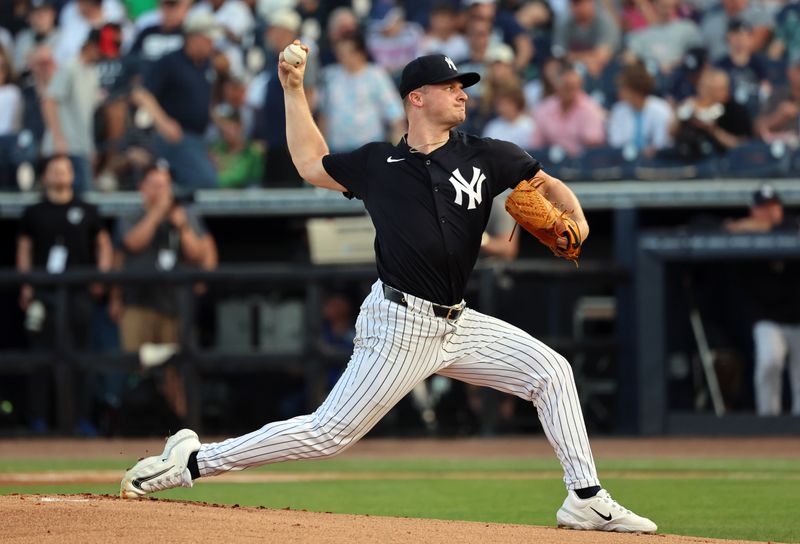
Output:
top-left (2, 437), bottom-right (797, 543)
top-left (0, 493), bottom-right (773, 544)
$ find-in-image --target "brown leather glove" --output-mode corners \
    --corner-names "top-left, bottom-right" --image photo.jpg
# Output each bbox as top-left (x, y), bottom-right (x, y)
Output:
top-left (505, 177), bottom-right (582, 265)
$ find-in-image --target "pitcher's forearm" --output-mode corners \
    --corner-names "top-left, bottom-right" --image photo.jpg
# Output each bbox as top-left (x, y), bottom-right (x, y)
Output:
top-left (284, 88), bottom-right (329, 177)
top-left (535, 170), bottom-right (589, 238)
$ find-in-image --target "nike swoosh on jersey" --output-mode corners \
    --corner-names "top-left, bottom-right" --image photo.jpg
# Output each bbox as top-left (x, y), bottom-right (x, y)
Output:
top-left (386, 157), bottom-right (406, 163)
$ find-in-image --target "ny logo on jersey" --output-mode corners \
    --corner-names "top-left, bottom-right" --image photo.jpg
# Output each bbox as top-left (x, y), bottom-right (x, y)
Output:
top-left (444, 56), bottom-right (457, 72)
top-left (449, 167), bottom-right (485, 210)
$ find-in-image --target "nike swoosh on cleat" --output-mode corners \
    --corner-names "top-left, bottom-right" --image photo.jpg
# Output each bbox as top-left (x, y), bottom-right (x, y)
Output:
top-left (132, 465), bottom-right (175, 491)
top-left (590, 507), bottom-right (612, 521)
top-left (386, 157), bottom-right (406, 163)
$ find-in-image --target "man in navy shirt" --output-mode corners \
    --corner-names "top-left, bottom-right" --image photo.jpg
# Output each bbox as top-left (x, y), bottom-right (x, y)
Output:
top-left (132, 10), bottom-right (220, 190)
top-left (121, 51), bottom-right (658, 535)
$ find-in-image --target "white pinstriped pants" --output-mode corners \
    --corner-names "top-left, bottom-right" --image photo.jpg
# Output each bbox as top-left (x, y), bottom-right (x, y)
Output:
top-left (197, 280), bottom-right (600, 490)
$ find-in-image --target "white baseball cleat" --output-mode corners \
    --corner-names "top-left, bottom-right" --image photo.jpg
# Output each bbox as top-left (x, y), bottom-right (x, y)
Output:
top-left (556, 489), bottom-right (657, 533)
top-left (120, 429), bottom-right (201, 499)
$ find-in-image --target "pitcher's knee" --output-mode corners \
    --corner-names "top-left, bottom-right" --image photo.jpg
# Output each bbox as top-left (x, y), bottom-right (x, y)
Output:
top-left (306, 419), bottom-right (360, 458)
top-left (548, 354), bottom-right (575, 385)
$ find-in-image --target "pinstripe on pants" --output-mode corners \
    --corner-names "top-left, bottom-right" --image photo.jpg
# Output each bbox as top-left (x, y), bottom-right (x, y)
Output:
top-left (197, 280), bottom-right (600, 490)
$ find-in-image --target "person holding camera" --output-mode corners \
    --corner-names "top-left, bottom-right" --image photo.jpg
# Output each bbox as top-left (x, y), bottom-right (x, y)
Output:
top-left (110, 160), bottom-right (212, 423)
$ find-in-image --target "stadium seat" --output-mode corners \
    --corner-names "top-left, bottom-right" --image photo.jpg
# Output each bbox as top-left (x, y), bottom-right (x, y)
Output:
top-left (527, 146), bottom-right (578, 180)
top-left (633, 154), bottom-right (720, 180)
top-left (718, 141), bottom-right (791, 178)
top-left (787, 147), bottom-right (800, 177)
top-left (557, 145), bottom-right (638, 181)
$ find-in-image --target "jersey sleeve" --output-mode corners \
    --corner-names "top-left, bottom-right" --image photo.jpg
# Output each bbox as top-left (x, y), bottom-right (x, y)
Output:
top-left (321, 144), bottom-right (377, 200)
top-left (485, 138), bottom-right (541, 194)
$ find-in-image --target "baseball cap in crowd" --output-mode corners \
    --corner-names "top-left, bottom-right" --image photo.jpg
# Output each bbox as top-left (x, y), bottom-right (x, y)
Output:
top-left (268, 9), bottom-right (301, 33)
top-left (682, 47), bottom-right (707, 73)
top-left (753, 184), bottom-right (782, 206)
top-left (183, 11), bottom-right (224, 41)
top-left (485, 42), bottom-right (514, 65)
top-left (30, 0), bottom-right (56, 11)
top-left (399, 54), bottom-right (481, 98)
top-left (462, 0), bottom-right (497, 6)
top-left (369, 2), bottom-right (404, 31)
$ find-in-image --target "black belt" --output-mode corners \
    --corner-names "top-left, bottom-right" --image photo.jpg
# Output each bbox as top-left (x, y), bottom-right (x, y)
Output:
top-left (382, 284), bottom-right (464, 321)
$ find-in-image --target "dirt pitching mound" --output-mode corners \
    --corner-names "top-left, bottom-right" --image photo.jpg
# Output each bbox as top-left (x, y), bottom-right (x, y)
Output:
top-left (1, 494), bottom-right (766, 544)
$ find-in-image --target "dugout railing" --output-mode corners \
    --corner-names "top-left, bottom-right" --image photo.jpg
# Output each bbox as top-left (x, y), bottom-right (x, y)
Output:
top-left (0, 261), bottom-right (624, 436)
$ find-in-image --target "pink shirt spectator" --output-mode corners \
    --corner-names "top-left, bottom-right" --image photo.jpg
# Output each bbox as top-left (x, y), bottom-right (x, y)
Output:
top-left (531, 92), bottom-right (606, 156)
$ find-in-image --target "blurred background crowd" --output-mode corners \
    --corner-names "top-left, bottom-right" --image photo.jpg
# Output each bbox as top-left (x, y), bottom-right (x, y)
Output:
top-left (1, 0), bottom-right (799, 439)
top-left (1, 0), bottom-right (800, 192)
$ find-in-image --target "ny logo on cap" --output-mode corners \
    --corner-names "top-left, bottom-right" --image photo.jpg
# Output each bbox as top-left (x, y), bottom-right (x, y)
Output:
top-left (444, 56), bottom-right (457, 72)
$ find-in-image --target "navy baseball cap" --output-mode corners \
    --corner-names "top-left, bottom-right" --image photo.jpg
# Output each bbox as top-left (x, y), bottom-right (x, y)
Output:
top-left (399, 54), bottom-right (481, 98)
top-left (753, 184), bottom-right (781, 206)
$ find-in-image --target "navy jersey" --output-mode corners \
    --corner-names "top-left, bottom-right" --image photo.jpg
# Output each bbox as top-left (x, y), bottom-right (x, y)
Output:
top-left (323, 130), bottom-right (540, 305)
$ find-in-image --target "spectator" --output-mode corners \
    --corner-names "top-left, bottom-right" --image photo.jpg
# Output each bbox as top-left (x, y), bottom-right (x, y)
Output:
top-left (514, 0), bottom-right (555, 67)
top-left (756, 57), bottom-right (800, 146)
top-left (56, 0), bottom-right (128, 65)
top-left (318, 32), bottom-right (405, 152)
top-left (482, 84), bottom-right (537, 148)
top-left (190, 0), bottom-right (253, 78)
top-left (132, 10), bottom-right (221, 190)
top-left (129, 0), bottom-right (192, 73)
top-left (111, 160), bottom-right (213, 423)
top-left (671, 67), bottom-right (753, 159)
top-left (0, 46), bottom-right (23, 185)
top-left (531, 63), bottom-right (606, 156)
top-left (41, 29), bottom-right (102, 194)
top-left (318, 6), bottom-right (359, 67)
top-left (552, 0), bottom-right (621, 77)
top-left (664, 46), bottom-right (710, 103)
top-left (190, 0), bottom-right (254, 45)
top-left (479, 42), bottom-right (523, 120)
top-left (607, 61), bottom-right (674, 155)
top-left (612, 0), bottom-right (657, 32)
top-left (767, 1), bottom-right (800, 63)
top-left (459, 15), bottom-right (493, 101)
top-left (13, 0), bottom-right (61, 73)
top-left (715, 19), bottom-right (771, 114)
top-left (723, 185), bottom-right (800, 416)
top-left (524, 55), bottom-right (565, 108)
top-left (419, 3), bottom-right (470, 63)
top-left (94, 22), bottom-right (139, 190)
top-left (625, 0), bottom-right (703, 75)
top-left (16, 154), bottom-right (112, 433)
top-left (19, 45), bottom-right (56, 154)
top-left (210, 106), bottom-right (263, 187)
top-left (464, 0), bottom-right (534, 73)
top-left (700, 0), bottom-right (773, 61)
top-left (251, 8), bottom-right (318, 186)
top-left (365, 2), bottom-right (423, 79)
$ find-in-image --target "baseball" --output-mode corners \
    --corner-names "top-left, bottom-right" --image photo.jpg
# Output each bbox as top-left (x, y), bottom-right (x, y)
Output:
top-left (283, 43), bottom-right (307, 66)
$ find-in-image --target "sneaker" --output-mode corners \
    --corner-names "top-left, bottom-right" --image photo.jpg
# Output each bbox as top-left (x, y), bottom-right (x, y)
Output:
top-left (556, 488), bottom-right (657, 533)
top-left (120, 429), bottom-right (200, 499)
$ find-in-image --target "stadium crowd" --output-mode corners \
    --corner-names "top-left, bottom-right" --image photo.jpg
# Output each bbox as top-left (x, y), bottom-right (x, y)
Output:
top-left (0, 0), bottom-right (800, 191)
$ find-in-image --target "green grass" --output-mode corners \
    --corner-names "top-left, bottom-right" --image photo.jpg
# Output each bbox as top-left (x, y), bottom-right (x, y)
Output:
top-left (1, 457), bottom-right (798, 543)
